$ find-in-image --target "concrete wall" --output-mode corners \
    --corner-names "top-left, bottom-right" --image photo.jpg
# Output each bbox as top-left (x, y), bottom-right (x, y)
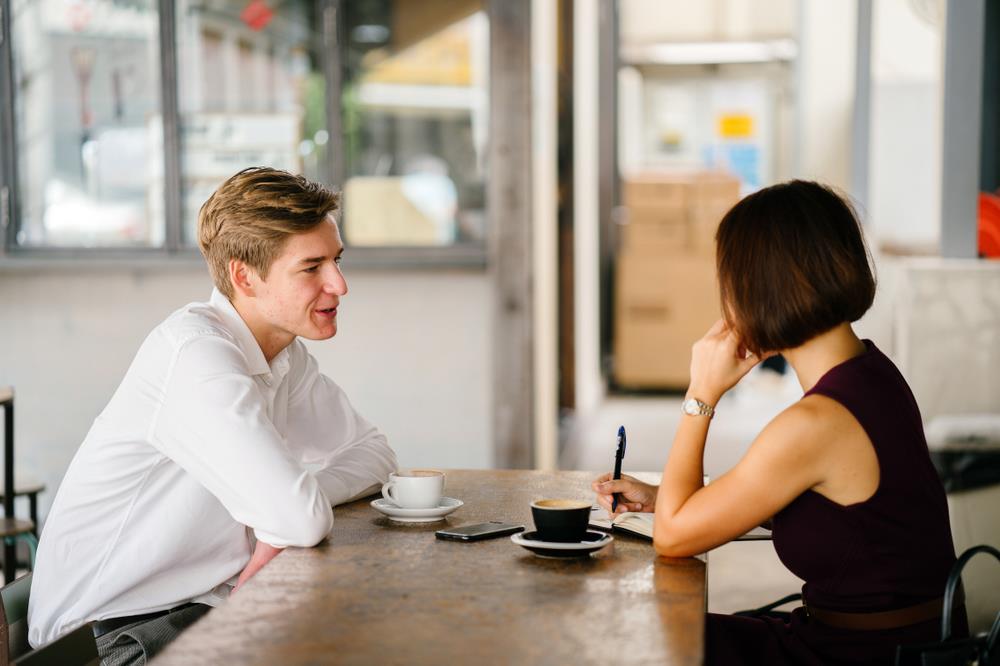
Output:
top-left (796, 0), bottom-right (857, 191)
top-left (0, 265), bottom-right (493, 521)
top-left (868, 0), bottom-right (943, 249)
top-left (620, 0), bottom-right (796, 43)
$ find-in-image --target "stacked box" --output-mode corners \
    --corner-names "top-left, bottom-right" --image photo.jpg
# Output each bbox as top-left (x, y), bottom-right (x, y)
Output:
top-left (619, 172), bottom-right (740, 256)
top-left (614, 171), bottom-right (740, 389)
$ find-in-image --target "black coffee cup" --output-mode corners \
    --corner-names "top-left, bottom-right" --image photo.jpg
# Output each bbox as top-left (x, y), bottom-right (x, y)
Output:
top-left (530, 499), bottom-right (592, 543)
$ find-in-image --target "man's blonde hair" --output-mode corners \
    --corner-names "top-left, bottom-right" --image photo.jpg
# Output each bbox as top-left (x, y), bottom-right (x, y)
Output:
top-left (198, 167), bottom-right (341, 298)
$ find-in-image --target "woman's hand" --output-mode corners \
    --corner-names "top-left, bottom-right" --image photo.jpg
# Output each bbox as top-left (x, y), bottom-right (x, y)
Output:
top-left (688, 319), bottom-right (772, 405)
top-left (592, 473), bottom-right (658, 515)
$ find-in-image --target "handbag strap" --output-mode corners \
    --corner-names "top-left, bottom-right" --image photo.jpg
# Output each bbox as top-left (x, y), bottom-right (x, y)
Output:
top-left (941, 544), bottom-right (1000, 641)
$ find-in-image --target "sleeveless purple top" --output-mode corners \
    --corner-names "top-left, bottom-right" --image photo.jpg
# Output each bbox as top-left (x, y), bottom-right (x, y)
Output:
top-left (772, 340), bottom-right (957, 613)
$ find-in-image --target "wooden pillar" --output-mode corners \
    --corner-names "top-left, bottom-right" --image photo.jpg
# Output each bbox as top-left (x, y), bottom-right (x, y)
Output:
top-left (489, 0), bottom-right (534, 468)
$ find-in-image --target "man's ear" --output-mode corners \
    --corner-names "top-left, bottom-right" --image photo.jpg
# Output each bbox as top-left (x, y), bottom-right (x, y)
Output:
top-left (228, 259), bottom-right (257, 298)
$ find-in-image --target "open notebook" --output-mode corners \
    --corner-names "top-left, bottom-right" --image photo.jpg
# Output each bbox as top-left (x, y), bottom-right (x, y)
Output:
top-left (589, 506), bottom-right (772, 542)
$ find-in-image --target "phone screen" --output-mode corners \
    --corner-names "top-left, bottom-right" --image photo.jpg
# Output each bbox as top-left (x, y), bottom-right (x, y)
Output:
top-left (435, 522), bottom-right (525, 541)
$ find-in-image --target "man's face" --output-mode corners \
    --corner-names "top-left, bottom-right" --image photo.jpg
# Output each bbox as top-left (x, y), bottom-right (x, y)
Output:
top-left (249, 216), bottom-right (347, 345)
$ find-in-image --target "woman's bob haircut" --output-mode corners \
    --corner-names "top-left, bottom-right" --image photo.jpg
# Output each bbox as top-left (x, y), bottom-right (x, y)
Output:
top-left (715, 180), bottom-right (876, 357)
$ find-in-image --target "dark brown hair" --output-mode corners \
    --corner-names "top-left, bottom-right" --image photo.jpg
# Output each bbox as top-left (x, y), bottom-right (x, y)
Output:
top-left (198, 167), bottom-right (341, 298)
top-left (715, 180), bottom-right (875, 356)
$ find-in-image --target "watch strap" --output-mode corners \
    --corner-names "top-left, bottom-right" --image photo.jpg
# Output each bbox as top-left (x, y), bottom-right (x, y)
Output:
top-left (682, 397), bottom-right (715, 418)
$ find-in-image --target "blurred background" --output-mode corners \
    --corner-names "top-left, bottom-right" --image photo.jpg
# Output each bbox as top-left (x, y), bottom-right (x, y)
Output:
top-left (0, 0), bottom-right (997, 622)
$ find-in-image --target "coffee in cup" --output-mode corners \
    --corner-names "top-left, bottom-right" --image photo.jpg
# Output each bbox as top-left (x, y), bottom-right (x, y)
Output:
top-left (530, 499), bottom-right (591, 542)
top-left (381, 469), bottom-right (445, 509)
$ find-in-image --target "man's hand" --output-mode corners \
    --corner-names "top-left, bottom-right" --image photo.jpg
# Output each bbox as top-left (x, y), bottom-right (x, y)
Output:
top-left (233, 541), bottom-right (283, 594)
top-left (592, 473), bottom-right (658, 516)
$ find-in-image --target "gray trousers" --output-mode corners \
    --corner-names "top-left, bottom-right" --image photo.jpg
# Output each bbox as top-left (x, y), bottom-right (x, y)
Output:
top-left (96, 604), bottom-right (210, 666)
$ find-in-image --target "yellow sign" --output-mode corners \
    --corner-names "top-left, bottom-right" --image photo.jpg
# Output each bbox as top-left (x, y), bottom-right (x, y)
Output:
top-left (718, 114), bottom-right (754, 139)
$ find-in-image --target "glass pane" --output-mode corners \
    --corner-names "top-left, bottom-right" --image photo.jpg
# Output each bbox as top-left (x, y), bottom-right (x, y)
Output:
top-left (11, 0), bottom-right (164, 248)
top-left (176, 0), bottom-right (327, 245)
top-left (341, 1), bottom-right (488, 247)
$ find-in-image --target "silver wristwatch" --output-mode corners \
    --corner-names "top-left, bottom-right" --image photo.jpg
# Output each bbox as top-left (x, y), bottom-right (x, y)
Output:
top-left (681, 397), bottom-right (715, 418)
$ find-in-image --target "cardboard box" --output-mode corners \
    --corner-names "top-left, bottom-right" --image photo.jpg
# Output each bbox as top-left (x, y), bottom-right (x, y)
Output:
top-left (622, 177), bottom-right (688, 209)
top-left (621, 219), bottom-right (689, 255)
top-left (620, 171), bottom-right (740, 258)
top-left (620, 203), bottom-right (689, 254)
top-left (623, 171), bottom-right (740, 208)
top-left (688, 200), bottom-right (737, 255)
top-left (689, 171), bottom-right (741, 203)
top-left (613, 252), bottom-right (721, 389)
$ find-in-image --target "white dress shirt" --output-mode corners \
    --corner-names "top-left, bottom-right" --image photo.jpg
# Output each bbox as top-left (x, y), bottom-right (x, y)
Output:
top-left (28, 289), bottom-right (397, 647)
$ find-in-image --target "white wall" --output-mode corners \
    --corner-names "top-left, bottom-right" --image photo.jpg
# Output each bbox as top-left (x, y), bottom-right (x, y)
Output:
top-left (868, 0), bottom-right (943, 249)
top-left (620, 0), bottom-right (796, 43)
top-left (0, 265), bottom-right (492, 521)
top-left (796, 0), bottom-right (857, 191)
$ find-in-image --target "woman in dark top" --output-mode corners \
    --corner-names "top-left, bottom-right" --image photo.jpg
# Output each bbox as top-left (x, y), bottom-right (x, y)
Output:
top-left (593, 180), bottom-right (962, 665)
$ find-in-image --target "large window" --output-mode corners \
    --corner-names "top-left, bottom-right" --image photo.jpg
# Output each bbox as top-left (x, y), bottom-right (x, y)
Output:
top-left (10, 0), bottom-right (164, 248)
top-left (176, 0), bottom-right (327, 244)
top-left (0, 0), bottom-right (488, 262)
top-left (338, 0), bottom-right (487, 247)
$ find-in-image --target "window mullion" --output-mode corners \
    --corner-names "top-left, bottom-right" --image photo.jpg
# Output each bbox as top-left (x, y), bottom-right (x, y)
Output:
top-left (159, 0), bottom-right (183, 252)
top-left (322, 0), bottom-right (345, 190)
top-left (0, 0), bottom-right (16, 255)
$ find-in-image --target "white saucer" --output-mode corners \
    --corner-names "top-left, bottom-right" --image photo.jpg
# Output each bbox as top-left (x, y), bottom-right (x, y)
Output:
top-left (370, 497), bottom-right (464, 523)
top-left (511, 530), bottom-right (613, 558)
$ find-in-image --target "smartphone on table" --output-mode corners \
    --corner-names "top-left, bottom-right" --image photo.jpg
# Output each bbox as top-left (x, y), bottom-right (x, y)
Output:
top-left (435, 522), bottom-right (525, 542)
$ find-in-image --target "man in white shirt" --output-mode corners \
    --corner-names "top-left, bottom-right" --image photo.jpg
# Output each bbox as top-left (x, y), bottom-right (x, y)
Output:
top-left (28, 167), bottom-right (397, 664)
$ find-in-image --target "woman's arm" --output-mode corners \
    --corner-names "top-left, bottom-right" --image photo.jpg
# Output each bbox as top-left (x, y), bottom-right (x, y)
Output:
top-left (652, 320), bottom-right (828, 557)
top-left (653, 401), bottom-right (828, 557)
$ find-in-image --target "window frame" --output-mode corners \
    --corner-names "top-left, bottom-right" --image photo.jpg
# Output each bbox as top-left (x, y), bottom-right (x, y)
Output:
top-left (0, 0), bottom-right (487, 268)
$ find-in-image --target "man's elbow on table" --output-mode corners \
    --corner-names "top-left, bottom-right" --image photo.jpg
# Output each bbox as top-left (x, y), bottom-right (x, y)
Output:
top-left (259, 502), bottom-right (334, 548)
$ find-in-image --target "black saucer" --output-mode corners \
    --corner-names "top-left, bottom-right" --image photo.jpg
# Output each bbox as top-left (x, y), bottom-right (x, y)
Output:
top-left (510, 530), bottom-right (613, 558)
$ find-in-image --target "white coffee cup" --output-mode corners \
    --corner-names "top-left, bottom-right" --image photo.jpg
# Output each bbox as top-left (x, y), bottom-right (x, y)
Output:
top-left (381, 469), bottom-right (446, 509)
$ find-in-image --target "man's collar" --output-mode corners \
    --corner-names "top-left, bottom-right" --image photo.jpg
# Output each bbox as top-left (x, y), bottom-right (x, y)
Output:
top-left (209, 288), bottom-right (275, 376)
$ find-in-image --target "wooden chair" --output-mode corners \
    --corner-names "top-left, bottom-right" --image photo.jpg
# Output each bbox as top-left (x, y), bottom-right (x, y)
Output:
top-left (0, 390), bottom-right (37, 584)
top-left (0, 482), bottom-right (45, 540)
top-left (0, 573), bottom-right (31, 664)
top-left (11, 624), bottom-right (98, 666)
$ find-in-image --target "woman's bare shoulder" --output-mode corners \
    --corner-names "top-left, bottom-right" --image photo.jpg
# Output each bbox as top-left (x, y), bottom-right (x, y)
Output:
top-left (750, 394), bottom-right (855, 463)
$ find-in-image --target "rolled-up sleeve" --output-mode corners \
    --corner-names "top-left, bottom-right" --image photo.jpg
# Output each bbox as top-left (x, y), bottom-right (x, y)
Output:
top-left (151, 334), bottom-right (334, 548)
top-left (284, 347), bottom-right (398, 506)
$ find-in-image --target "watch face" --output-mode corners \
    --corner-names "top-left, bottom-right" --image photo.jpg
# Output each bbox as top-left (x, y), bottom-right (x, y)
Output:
top-left (682, 398), bottom-right (712, 416)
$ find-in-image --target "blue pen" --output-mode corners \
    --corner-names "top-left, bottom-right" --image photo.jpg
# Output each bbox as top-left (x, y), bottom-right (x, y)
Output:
top-left (611, 425), bottom-right (626, 512)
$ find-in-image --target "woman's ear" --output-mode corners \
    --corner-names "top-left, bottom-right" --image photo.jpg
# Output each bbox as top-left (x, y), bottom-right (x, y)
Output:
top-left (228, 259), bottom-right (257, 299)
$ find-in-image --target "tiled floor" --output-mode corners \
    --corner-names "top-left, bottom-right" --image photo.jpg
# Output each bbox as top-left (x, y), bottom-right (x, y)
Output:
top-left (562, 366), bottom-right (805, 613)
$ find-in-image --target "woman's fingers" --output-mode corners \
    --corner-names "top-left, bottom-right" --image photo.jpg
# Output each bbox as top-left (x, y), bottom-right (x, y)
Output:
top-left (592, 472), bottom-right (612, 488)
top-left (705, 318), bottom-right (727, 338)
top-left (596, 479), bottom-right (635, 495)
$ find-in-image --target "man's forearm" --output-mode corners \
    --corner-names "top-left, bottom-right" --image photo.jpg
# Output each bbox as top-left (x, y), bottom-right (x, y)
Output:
top-left (339, 482), bottom-right (382, 505)
top-left (313, 437), bottom-right (397, 505)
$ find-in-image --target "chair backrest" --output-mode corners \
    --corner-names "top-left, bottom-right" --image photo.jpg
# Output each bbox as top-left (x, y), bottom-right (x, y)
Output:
top-left (0, 573), bottom-right (32, 665)
top-left (11, 624), bottom-right (98, 666)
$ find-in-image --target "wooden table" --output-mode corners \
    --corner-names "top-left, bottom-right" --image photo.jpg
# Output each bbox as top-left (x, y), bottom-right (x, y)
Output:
top-left (155, 470), bottom-right (706, 665)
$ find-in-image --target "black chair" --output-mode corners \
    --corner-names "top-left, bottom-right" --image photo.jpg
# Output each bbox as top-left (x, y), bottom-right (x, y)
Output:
top-left (0, 572), bottom-right (32, 664)
top-left (0, 390), bottom-right (38, 584)
top-left (734, 592), bottom-right (802, 621)
top-left (0, 573), bottom-right (99, 666)
top-left (11, 624), bottom-right (98, 666)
